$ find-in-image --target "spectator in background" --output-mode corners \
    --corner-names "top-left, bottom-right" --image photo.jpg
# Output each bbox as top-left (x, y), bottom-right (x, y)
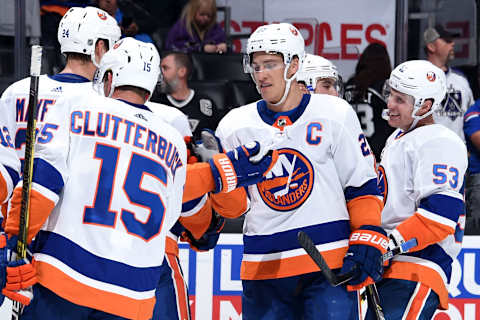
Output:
top-left (424, 24), bottom-right (474, 141)
top-left (463, 101), bottom-right (480, 235)
top-left (150, 52), bottom-right (224, 138)
top-left (165, 0), bottom-right (227, 53)
top-left (95, 0), bottom-right (153, 43)
top-left (344, 43), bottom-right (394, 162)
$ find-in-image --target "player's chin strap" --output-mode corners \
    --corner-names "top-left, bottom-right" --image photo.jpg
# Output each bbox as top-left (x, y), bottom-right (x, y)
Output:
top-left (381, 107), bottom-right (434, 133)
top-left (271, 63), bottom-right (298, 107)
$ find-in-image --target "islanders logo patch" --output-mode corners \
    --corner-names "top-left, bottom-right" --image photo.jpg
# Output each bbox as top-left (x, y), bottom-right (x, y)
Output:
top-left (377, 165), bottom-right (388, 204)
top-left (257, 148), bottom-right (314, 211)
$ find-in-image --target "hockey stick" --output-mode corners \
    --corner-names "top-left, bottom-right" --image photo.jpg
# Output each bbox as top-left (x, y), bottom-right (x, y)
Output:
top-left (297, 231), bottom-right (418, 286)
top-left (365, 283), bottom-right (385, 320)
top-left (11, 45), bottom-right (43, 320)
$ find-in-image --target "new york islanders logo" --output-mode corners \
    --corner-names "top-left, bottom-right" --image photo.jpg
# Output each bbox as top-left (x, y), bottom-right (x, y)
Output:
top-left (426, 71), bottom-right (436, 82)
top-left (97, 11), bottom-right (107, 20)
top-left (258, 148), bottom-right (314, 211)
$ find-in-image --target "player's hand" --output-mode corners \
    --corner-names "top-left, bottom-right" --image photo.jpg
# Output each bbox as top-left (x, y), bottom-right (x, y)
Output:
top-left (209, 141), bottom-right (278, 193)
top-left (181, 211), bottom-right (225, 252)
top-left (340, 225), bottom-right (388, 291)
top-left (0, 234), bottom-right (37, 305)
top-left (193, 129), bottom-right (223, 162)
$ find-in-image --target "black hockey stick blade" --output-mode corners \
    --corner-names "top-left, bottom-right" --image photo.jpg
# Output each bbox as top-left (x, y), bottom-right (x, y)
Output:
top-left (297, 231), bottom-right (356, 286)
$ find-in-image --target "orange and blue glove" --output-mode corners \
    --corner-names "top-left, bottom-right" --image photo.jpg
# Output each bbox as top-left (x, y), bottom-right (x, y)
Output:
top-left (0, 232), bottom-right (37, 306)
top-left (340, 225), bottom-right (388, 291)
top-left (209, 141), bottom-right (278, 193)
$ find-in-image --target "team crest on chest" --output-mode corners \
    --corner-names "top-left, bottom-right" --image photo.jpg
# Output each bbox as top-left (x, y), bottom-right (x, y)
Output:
top-left (257, 148), bottom-right (314, 211)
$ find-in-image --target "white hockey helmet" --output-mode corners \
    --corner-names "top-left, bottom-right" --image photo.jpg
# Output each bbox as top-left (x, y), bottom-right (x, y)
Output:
top-left (243, 23), bottom-right (305, 105)
top-left (93, 37), bottom-right (161, 100)
top-left (57, 6), bottom-right (121, 67)
top-left (384, 60), bottom-right (446, 130)
top-left (297, 54), bottom-right (339, 91)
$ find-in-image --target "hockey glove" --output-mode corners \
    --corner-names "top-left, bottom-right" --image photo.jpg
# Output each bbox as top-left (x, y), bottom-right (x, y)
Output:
top-left (193, 129), bottom-right (223, 162)
top-left (0, 234), bottom-right (36, 305)
top-left (209, 141), bottom-right (278, 193)
top-left (181, 211), bottom-right (225, 252)
top-left (340, 225), bottom-right (388, 291)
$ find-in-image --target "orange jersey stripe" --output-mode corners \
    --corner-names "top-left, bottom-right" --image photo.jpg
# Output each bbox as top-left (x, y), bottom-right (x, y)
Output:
top-left (396, 212), bottom-right (455, 252)
top-left (166, 253), bottom-right (190, 320)
top-left (37, 261), bottom-right (155, 320)
top-left (404, 283), bottom-right (430, 320)
top-left (347, 195), bottom-right (383, 230)
top-left (6, 187), bottom-right (55, 242)
top-left (183, 163), bottom-right (215, 203)
top-left (165, 236), bottom-right (179, 256)
top-left (210, 188), bottom-right (248, 219)
top-left (240, 247), bottom-right (347, 280)
top-left (0, 173), bottom-right (7, 204)
top-left (384, 261), bottom-right (448, 309)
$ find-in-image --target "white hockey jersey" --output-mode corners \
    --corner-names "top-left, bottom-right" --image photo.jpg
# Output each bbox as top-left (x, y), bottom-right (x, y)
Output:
top-left (145, 101), bottom-right (192, 138)
top-left (0, 114), bottom-right (19, 204)
top-left (8, 94), bottom-right (187, 319)
top-left (0, 73), bottom-right (95, 161)
top-left (433, 67), bottom-right (474, 141)
top-left (215, 94), bottom-right (381, 280)
top-left (379, 124), bottom-right (467, 309)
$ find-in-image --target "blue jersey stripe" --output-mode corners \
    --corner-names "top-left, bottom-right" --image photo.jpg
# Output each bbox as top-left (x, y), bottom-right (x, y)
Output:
top-left (33, 231), bottom-right (162, 292)
top-left (182, 195), bottom-right (204, 212)
top-left (243, 220), bottom-right (350, 254)
top-left (407, 243), bottom-right (453, 281)
top-left (4, 165), bottom-right (19, 187)
top-left (419, 194), bottom-right (464, 223)
top-left (32, 158), bottom-right (64, 195)
top-left (344, 178), bottom-right (380, 202)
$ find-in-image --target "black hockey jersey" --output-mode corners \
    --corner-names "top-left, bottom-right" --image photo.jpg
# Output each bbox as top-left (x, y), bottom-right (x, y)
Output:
top-left (151, 90), bottom-right (224, 139)
top-left (344, 80), bottom-right (394, 162)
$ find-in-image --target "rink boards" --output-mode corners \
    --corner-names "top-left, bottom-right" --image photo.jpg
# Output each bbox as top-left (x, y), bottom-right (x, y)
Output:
top-left (179, 234), bottom-right (480, 320)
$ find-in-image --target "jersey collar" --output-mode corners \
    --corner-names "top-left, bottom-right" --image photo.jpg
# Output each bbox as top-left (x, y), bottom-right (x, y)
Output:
top-left (257, 94), bottom-right (310, 127)
top-left (48, 73), bottom-right (90, 83)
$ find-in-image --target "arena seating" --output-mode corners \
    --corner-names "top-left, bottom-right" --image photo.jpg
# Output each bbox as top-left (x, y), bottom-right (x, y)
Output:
top-left (190, 52), bottom-right (250, 81)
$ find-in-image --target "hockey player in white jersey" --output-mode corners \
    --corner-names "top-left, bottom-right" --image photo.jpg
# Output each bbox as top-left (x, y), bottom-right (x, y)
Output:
top-left (297, 53), bottom-right (343, 97)
top-left (146, 97), bottom-right (224, 320)
top-left (3, 37), bottom-right (277, 320)
top-left (372, 60), bottom-right (467, 319)
top-left (210, 23), bottom-right (386, 320)
top-left (0, 6), bottom-right (120, 164)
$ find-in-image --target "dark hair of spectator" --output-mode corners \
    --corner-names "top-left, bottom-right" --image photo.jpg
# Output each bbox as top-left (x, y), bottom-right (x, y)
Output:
top-left (165, 51), bottom-right (193, 79)
top-left (181, 0), bottom-right (217, 41)
top-left (351, 43), bottom-right (392, 100)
